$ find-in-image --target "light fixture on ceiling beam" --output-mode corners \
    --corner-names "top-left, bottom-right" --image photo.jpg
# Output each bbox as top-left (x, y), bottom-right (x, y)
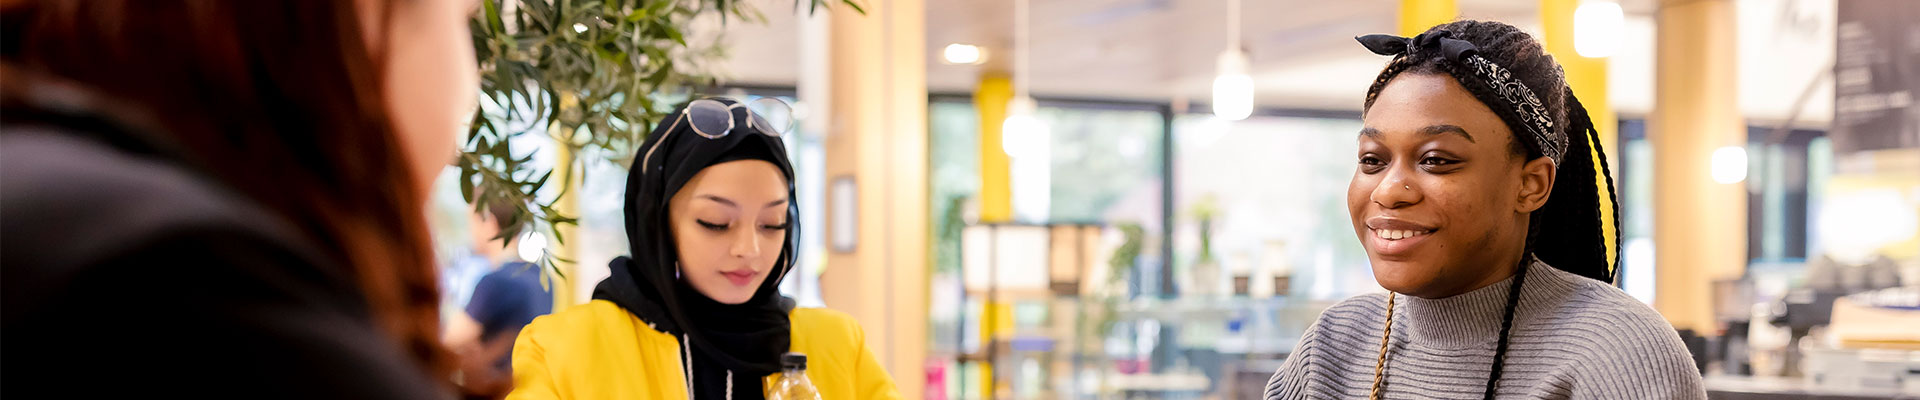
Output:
top-left (1002, 0), bottom-right (1048, 158)
top-left (943, 43), bottom-right (985, 65)
top-left (1574, 0), bottom-right (1624, 58)
top-left (1002, 0), bottom-right (1051, 223)
top-left (1212, 0), bottom-right (1253, 120)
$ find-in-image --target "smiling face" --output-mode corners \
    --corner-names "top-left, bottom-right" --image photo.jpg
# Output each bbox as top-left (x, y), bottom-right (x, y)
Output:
top-left (667, 160), bottom-right (792, 304)
top-left (1348, 73), bottom-right (1557, 299)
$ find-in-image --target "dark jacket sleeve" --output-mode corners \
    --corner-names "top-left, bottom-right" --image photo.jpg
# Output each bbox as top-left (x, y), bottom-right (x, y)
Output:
top-left (3, 227), bottom-right (452, 399)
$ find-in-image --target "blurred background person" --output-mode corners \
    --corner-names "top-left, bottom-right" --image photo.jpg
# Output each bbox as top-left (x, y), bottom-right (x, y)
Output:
top-left (1, 0), bottom-right (479, 398)
top-left (445, 196), bottom-right (552, 396)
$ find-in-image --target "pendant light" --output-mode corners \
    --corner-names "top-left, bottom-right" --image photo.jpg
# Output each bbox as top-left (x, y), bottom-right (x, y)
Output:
top-left (1002, 0), bottom-right (1048, 157)
top-left (1002, 0), bottom-right (1050, 222)
top-left (1212, 0), bottom-right (1253, 120)
top-left (1574, 0), bottom-right (1624, 58)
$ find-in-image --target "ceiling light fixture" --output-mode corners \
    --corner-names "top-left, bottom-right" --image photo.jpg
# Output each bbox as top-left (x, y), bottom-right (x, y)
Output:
top-left (943, 43), bottom-right (985, 65)
top-left (1574, 0), bottom-right (1624, 58)
top-left (1212, 0), bottom-right (1253, 120)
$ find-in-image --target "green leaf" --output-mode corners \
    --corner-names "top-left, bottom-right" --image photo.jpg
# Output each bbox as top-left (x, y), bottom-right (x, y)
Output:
top-left (459, 166), bottom-right (477, 203)
top-left (840, 0), bottom-right (865, 15)
top-left (661, 24), bottom-right (686, 46)
top-left (483, 0), bottom-right (506, 33)
top-left (647, 0), bottom-right (671, 17)
top-left (521, 1), bottom-right (554, 31)
top-left (531, 170), bottom-right (553, 192)
top-left (542, 257), bottom-right (568, 280)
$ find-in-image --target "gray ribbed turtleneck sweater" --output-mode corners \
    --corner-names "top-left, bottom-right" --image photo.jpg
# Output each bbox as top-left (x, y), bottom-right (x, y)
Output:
top-left (1264, 261), bottom-right (1706, 399)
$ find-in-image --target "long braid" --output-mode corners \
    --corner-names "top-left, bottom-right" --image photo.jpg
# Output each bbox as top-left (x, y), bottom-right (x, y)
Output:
top-left (1563, 91), bottom-right (1623, 280)
top-left (1369, 292), bottom-right (1397, 400)
top-left (1526, 85), bottom-right (1614, 282)
top-left (1482, 259), bottom-right (1531, 399)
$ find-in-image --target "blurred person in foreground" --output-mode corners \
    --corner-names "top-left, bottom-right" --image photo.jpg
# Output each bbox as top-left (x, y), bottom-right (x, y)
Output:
top-left (444, 196), bottom-right (552, 395)
top-left (1, 0), bottom-right (479, 398)
top-left (506, 98), bottom-right (900, 400)
top-left (1264, 20), bottom-right (1704, 399)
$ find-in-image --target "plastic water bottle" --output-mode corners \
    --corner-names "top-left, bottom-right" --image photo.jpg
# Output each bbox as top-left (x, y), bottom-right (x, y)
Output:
top-left (766, 352), bottom-right (820, 400)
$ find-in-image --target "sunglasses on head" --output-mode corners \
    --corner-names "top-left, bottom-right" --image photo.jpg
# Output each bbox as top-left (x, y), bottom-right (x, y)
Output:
top-left (641, 97), bottom-right (795, 172)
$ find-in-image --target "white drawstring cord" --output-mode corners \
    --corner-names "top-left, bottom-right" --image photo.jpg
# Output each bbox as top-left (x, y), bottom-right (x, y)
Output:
top-left (680, 334), bottom-right (737, 400)
top-left (682, 334), bottom-right (696, 398)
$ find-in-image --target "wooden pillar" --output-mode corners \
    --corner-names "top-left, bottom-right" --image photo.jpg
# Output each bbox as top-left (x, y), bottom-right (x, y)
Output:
top-left (1652, 0), bottom-right (1745, 333)
top-left (821, 0), bottom-right (930, 396)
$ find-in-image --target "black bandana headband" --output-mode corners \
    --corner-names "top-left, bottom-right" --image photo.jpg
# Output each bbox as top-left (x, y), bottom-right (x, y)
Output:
top-left (1357, 31), bottom-right (1568, 164)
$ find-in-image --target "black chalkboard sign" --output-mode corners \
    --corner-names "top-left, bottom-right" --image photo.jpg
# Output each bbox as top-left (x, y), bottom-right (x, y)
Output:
top-left (1833, 0), bottom-right (1920, 153)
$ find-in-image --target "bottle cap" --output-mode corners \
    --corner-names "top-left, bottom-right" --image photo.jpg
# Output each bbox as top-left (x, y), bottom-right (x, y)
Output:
top-left (782, 352), bottom-right (807, 369)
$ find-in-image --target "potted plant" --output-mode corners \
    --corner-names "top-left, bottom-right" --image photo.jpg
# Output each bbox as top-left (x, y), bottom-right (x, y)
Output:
top-left (1187, 195), bottom-right (1221, 297)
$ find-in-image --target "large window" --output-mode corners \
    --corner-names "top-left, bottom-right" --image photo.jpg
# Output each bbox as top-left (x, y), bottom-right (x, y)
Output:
top-left (928, 99), bottom-right (1166, 281)
top-left (1038, 103), bottom-right (1165, 224)
top-left (1170, 114), bottom-right (1374, 302)
top-left (927, 99), bottom-right (1380, 398)
top-left (1614, 120), bottom-right (1830, 305)
top-left (927, 98), bottom-right (1170, 399)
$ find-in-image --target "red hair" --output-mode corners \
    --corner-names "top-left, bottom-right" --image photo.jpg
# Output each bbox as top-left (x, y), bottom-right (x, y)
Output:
top-left (3, 0), bottom-right (452, 377)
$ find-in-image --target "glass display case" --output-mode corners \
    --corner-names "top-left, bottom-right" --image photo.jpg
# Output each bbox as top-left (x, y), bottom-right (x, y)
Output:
top-left (928, 223), bottom-right (1343, 400)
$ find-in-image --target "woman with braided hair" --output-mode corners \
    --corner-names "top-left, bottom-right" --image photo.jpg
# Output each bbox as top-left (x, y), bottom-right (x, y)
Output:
top-left (1264, 20), bottom-right (1704, 399)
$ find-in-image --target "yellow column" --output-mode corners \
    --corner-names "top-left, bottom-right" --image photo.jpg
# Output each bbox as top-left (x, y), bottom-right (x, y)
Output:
top-left (971, 73), bottom-right (1013, 399)
top-left (978, 301), bottom-right (1013, 397)
top-left (1400, 0), bottom-right (1457, 36)
top-left (822, 0), bottom-right (929, 396)
top-left (550, 146), bottom-right (578, 310)
top-left (1541, 0), bottom-right (1620, 271)
top-left (977, 75), bottom-right (1014, 223)
top-left (1652, 0), bottom-right (1744, 333)
top-left (550, 93), bottom-right (582, 312)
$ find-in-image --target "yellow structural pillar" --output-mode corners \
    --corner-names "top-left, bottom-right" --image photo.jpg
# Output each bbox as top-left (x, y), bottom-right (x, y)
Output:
top-left (821, 0), bottom-right (929, 397)
top-left (977, 75), bottom-right (1014, 223)
top-left (1652, 0), bottom-right (1744, 333)
top-left (550, 145), bottom-right (578, 310)
top-left (550, 93), bottom-right (583, 312)
top-left (1541, 0), bottom-right (1620, 271)
top-left (972, 73), bottom-right (1014, 398)
top-left (1400, 0), bottom-right (1457, 36)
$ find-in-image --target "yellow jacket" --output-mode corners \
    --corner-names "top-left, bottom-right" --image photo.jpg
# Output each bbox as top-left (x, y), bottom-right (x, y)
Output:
top-left (507, 300), bottom-right (900, 400)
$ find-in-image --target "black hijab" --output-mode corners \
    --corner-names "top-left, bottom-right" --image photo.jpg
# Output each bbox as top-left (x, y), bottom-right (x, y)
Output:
top-left (593, 98), bottom-right (799, 400)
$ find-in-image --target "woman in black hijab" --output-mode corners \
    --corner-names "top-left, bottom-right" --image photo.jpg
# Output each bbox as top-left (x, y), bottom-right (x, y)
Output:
top-left (508, 98), bottom-right (901, 400)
